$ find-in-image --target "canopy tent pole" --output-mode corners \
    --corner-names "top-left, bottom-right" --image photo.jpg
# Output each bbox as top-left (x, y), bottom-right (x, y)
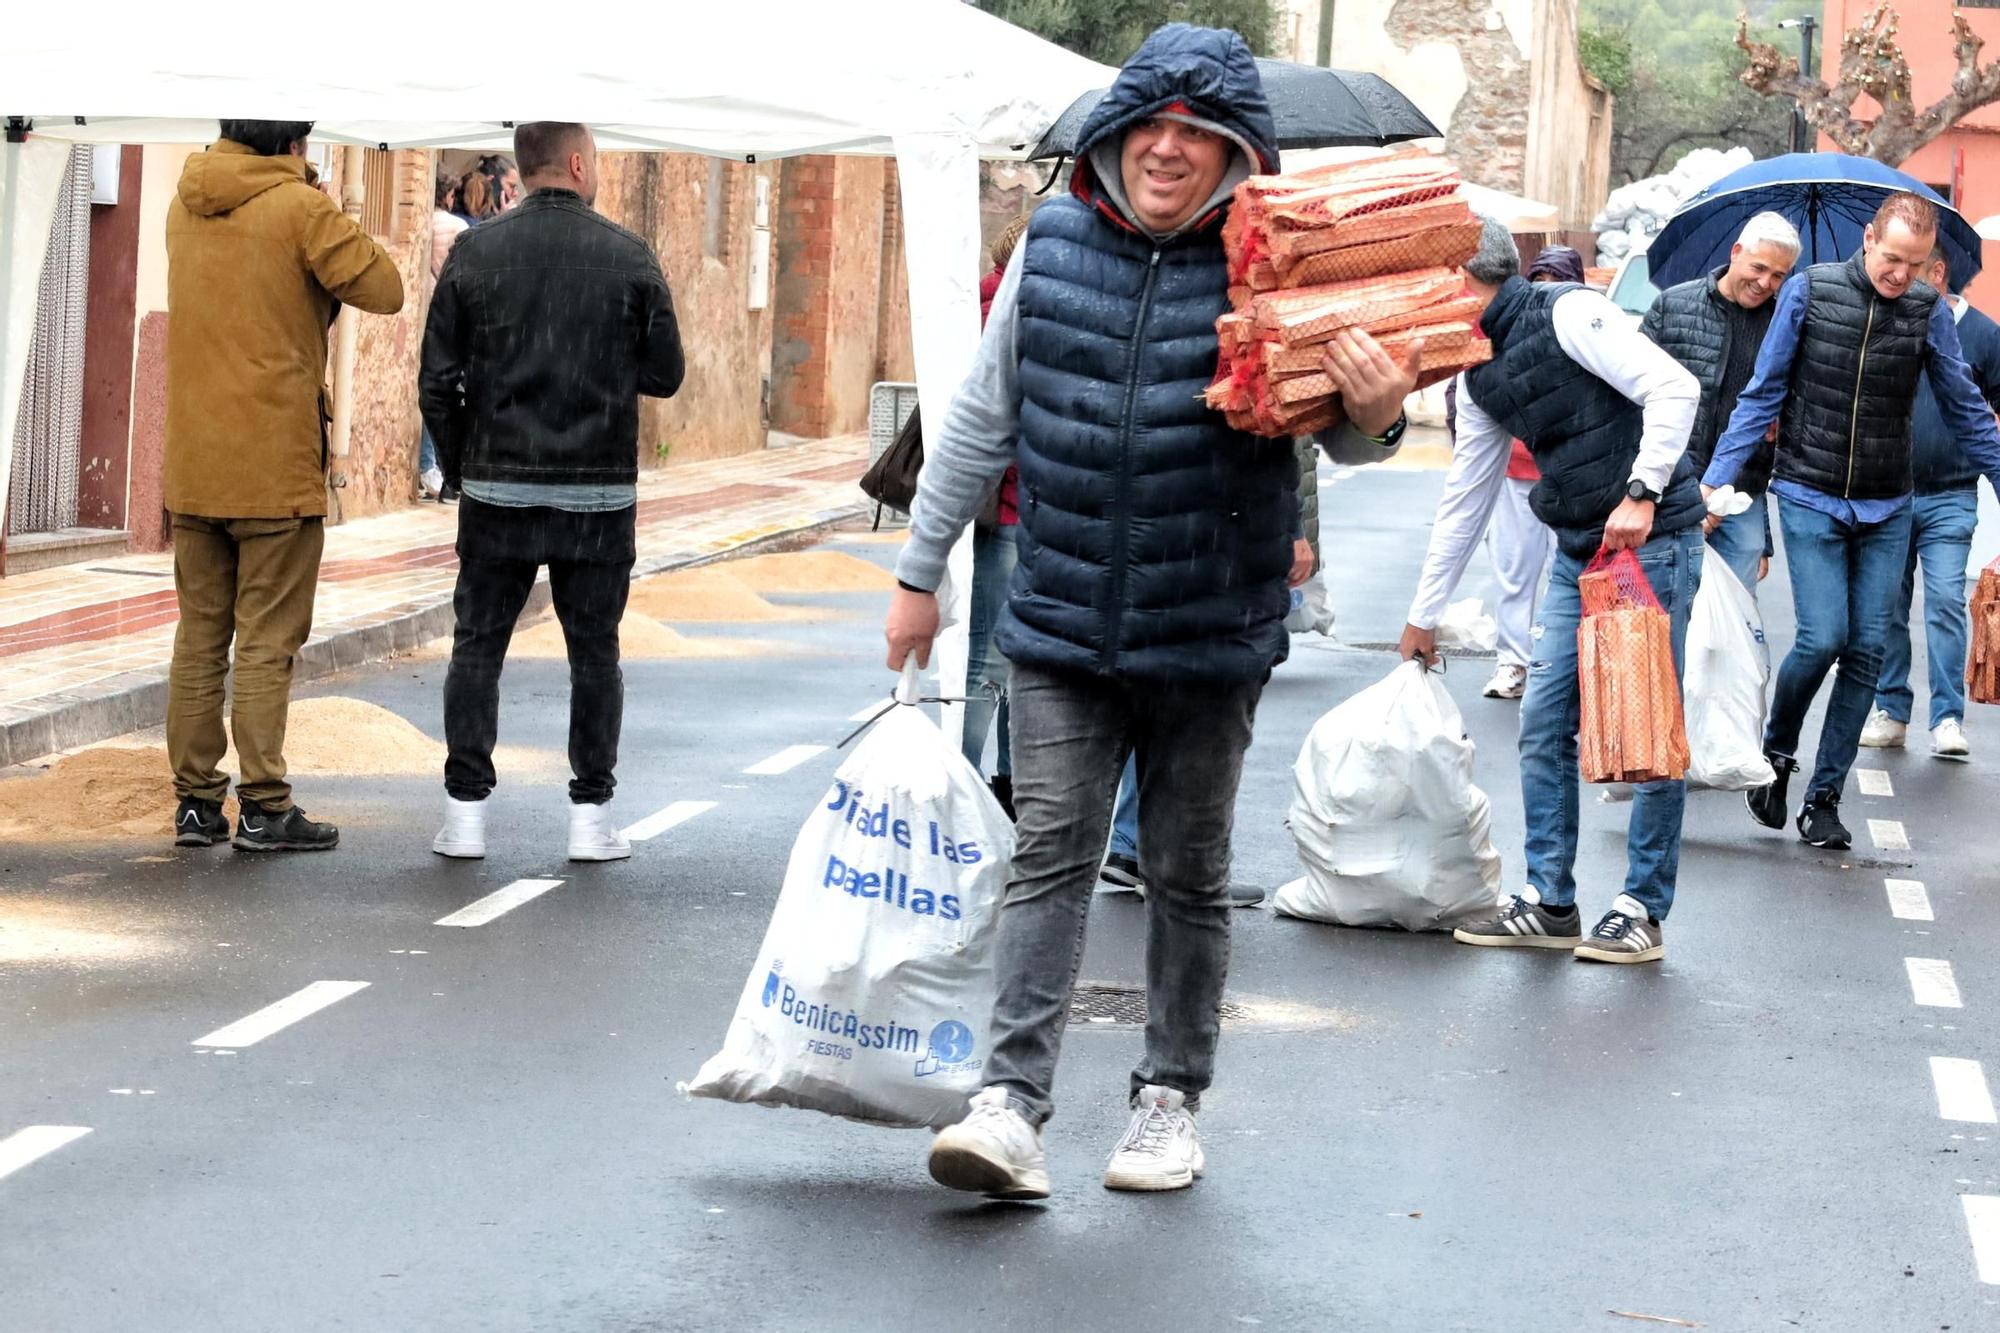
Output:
top-left (0, 136), bottom-right (74, 543)
top-left (892, 131), bottom-right (983, 744)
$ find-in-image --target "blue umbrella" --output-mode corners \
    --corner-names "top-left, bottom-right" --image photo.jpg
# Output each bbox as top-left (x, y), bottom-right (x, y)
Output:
top-left (1646, 152), bottom-right (1982, 294)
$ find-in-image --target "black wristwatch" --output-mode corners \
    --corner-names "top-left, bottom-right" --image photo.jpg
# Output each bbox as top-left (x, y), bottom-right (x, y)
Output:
top-left (1625, 477), bottom-right (1662, 504)
top-left (1366, 411), bottom-right (1408, 449)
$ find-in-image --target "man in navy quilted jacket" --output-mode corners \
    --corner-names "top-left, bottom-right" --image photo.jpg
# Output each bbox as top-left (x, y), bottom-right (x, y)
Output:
top-left (884, 23), bottom-right (1412, 1201)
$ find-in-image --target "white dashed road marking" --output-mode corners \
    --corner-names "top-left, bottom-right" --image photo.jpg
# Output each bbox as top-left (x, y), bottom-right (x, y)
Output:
top-left (621, 800), bottom-right (717, 843)
top-left (1869, 818), bottom-right (1911, 851)
top-left (744, 744), bottom-right (828, 776)
top-left (1932, 1058), bottom-right (1998, 1124)
top-left (1857, 768), bottom-right (1894, 797)
top-left (191, 981), bottom-right (370, 1049)
top-left (1907, 958), bottom-right (1964, 1009)
top-left (435, 879), bottom-right (565, 928)
top-left (849, 701), bottom-right (890, 722)
top-left (1963, 1196), bottom-right (2000, 1283)
top-left (1885, 878), bottom-right (1935, 922)
top-left (0, 1126), bottom-right (91, 1183)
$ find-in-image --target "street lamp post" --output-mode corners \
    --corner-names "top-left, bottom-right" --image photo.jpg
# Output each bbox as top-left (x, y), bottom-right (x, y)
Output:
top-left (1778, 16), bottom-right (1819, 154)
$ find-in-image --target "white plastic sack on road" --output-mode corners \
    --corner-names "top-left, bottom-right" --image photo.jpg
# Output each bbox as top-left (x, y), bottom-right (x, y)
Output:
top-left (688, 663), bottom-right (1013, 1129)
top-left (1434, 598), bottom-right (1498, 652)
top-left (1280, 661), bottom-right (1503, 931)
top-left (1684, 557), bottom-right (1775, 791)
top-left (1286, 572), bottom-right (1337, 635)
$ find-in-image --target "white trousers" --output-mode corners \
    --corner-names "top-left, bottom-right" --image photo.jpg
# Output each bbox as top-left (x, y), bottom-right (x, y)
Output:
top-left (1485, 477), bottom-right (1555, 669)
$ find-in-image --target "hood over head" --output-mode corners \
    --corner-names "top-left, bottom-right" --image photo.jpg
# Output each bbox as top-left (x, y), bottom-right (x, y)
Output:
top-left (1072, 23), bottom-right (1278, 240)
top-left (177, 140), bottom-right (314, 218)
top-left (1526, 244), bottom-right (1585, 285)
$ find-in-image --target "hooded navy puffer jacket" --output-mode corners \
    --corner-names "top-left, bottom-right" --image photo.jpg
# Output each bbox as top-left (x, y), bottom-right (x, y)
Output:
top-left (993, 24), bottom-right (1297, 686)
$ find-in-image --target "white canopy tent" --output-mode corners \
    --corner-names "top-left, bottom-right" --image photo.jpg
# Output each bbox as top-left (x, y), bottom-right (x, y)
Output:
top-left (0, 0), bottom-right (1111, 719)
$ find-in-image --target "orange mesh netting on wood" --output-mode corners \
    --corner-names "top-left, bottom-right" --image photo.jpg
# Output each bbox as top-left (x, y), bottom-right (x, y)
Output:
top-left (1969, 558), bottom-right (2000, 706)
top-left (1576, 550), bottom-right (1689, 784)
top-left (1208, 150), bottom-right (1492, 438)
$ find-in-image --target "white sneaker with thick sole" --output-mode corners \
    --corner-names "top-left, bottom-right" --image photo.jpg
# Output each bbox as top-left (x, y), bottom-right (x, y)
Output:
top-left (1934, 718), bottom-right (1971, 760)
top-left (568, 801), bottom-right (632, 861)
top-left (928, 1087), bottom-right (1050, 1200)
top-left (431, 796), bottom-right (487, 858)
top-left (1103, 1085), bottom-right (1205, 1192)
top-left (1859, 708), bottom-right (1907, 749)
top-left (1481, 664), bottom-right (1528, 699)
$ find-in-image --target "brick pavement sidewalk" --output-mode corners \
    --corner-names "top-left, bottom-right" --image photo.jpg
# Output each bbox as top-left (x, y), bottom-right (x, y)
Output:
top-left (0, 435), bottom-right (871, 768)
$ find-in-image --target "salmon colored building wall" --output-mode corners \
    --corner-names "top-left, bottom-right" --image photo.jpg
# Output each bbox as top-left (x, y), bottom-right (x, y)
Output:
top-left (1822, 0), bottom-right (2000, 312)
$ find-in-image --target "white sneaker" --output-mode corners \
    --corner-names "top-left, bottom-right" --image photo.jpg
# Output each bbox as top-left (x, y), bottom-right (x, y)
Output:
top-left (1103, 1084), bottom-right (1205, 1192)
top-left (1933, 718), bottom-right (1971, 759)
top-left (419, 466), bottom-right (444, 498)
top-left (1859, 708), bottom-right (1907, 748)
top-left (431, 796), bottom-right (487, 858)
top-left (928, 1087), bottom-right (1050, 1199)
top-left (1481, 664), bottom-right (1527, 699)
top-left (568, 801), bottom-right (631, 861)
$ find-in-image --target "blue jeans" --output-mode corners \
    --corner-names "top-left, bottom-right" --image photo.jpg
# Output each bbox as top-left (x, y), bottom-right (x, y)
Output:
top-left (1767, 495), bottom-right (1915, 801)
top-left (961, 525), bottom-right (1017, 776)
top-left (1109, 754), bottom-right (1140, 858)
top-left (1519, 526), bottom-right (1702, 921)
top-left (420, 425), bottom-right (439, 475)
top-left (1876, 488), bottom-right (1979, 730)
top-left (1705, 493), bottom-right (1766, 593)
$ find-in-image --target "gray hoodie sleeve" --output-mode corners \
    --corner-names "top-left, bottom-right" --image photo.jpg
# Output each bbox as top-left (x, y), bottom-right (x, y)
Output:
top-left (893, 245), bottom-right (1028, 593)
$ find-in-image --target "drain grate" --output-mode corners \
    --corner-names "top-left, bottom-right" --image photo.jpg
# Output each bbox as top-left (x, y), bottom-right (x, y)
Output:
top-left (1068, 982), bottom-right (1254, 1030)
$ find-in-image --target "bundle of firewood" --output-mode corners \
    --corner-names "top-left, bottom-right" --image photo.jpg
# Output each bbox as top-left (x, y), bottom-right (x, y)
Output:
top-left (1206, 149), bottom-right (1494, 437)
top-left (1970, 557), bottom-right (2000, 706)
top-left (1577, 552), bottom-right (1690, 784)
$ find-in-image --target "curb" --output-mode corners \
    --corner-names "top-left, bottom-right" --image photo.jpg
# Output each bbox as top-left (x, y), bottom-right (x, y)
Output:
top-left (0, 504), bottom-right (864, 771)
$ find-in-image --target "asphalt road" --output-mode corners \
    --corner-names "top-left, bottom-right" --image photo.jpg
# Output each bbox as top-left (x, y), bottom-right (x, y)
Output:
top-left (3, 459), bottom-right (1998, 1332)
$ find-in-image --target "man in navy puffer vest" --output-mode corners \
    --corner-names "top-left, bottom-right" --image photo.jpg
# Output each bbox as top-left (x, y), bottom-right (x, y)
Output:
top-left (885, 24), bottom-right (1410, 1201)
top-left (1705, 193), bottom-right (2000, 850)
top-left (1393, 218), bottom-right (1707, 967)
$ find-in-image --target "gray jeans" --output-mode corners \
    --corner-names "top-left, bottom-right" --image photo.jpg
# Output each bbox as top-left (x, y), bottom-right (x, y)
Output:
top-left (985, 661), bottom-right (1263, 1125)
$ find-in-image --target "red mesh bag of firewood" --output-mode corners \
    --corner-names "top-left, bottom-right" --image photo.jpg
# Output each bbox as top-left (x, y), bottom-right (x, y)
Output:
top-left (1969, 557), bottom-right (2000, 706)
top-left (1576, 550), bottom-right (1689, 784)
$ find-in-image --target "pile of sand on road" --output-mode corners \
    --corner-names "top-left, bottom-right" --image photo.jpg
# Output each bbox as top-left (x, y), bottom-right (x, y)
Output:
top-left (508, 613), bottom-right (777, 660)
top-left (725, 550), bottom-right (895, 594)
top-left (0, 698), bottom-right (451, 842)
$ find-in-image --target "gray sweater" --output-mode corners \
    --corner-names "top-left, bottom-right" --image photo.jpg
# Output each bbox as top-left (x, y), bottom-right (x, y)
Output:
top-left (894, 232), bottom-right (1396, 594)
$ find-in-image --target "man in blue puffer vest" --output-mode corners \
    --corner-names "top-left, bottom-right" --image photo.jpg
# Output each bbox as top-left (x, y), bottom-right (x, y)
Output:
top-left (884, 24), bottom-right (1410, 1200)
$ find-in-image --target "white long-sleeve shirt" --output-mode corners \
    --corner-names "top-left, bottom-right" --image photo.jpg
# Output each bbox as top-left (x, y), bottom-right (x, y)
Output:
top-left (1405, 287), bottom-right (1699, 631)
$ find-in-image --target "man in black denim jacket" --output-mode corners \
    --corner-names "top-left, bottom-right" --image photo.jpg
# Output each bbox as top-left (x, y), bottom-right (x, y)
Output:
top-left (420, 121), bottom-right (685, 864)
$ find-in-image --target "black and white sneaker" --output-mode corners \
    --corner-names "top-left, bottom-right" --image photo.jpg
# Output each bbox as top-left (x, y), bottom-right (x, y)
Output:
top-left (1746, 752), bottom-right (1798, 829)
top-left (1574, 894), bottom-right (1665, 964)
top-left (232, 801), bottom-right (339, 852)
top-left (1797, 793), bottom-right (1852, 850)
top-left (1452, 890), bottom-right (1582, 949)
top-left (1099, 854), bottom-right (1144, 893)
top-left (173, 797), bottom-right (229, 847)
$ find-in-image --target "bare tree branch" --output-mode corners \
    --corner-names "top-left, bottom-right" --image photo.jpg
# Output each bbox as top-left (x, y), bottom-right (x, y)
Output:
top-left (1736, 3), bottom-right (2000, 165)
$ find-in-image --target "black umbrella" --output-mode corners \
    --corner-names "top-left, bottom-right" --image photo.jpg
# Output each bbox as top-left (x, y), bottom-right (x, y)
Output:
top-left (1030, 58), bottom-right (1440, 162)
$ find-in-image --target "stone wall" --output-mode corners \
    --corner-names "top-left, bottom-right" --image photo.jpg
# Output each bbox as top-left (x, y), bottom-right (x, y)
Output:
top-left (330, 149), bottom-right (432, 520)
top-left (597, 153), bottom-right (777, 465)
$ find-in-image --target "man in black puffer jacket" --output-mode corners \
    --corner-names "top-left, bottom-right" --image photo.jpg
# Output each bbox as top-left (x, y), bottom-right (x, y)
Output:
top-left (421, 122), bottom-right (685, 865)
top-left (885, 24), bottom-right (1409, 1202)
top-left (1640, 210), bottom-right (1800, 592)
top-left (1391, 217), bottom-right (1706, 967)
top-left (1705, 192), bottom-right (2000, 851)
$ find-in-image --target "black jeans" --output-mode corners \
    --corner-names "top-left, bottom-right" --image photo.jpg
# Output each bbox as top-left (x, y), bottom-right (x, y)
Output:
top-left (985, 661), bottom-right (1264, 1125)
top-left (444, 497), bottom-right (635, 804)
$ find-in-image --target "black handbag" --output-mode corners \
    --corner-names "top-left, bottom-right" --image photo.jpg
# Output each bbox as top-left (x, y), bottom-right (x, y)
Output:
top-left (858, 405), bottom-right (922, 528)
